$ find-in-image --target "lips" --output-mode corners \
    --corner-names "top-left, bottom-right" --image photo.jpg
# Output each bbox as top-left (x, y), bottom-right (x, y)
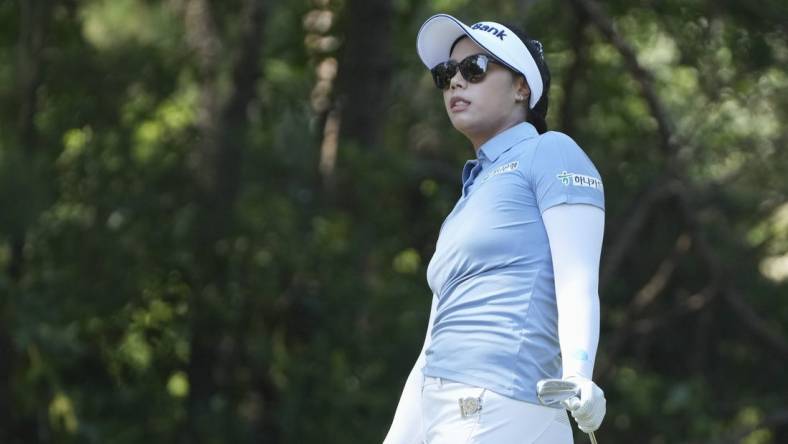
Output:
top-left (449, 96), bottom-right (471, 112)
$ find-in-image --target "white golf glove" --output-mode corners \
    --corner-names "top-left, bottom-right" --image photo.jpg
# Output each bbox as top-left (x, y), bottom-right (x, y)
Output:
top-left (563, 376), bottom-right (606, 433)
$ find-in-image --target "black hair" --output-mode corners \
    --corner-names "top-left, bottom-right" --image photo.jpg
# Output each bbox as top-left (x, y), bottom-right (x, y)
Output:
top-left (503, 22), bottom-right (550, 134)
top-left (448, 24), bottom-right (551, 134)
top-left (449, 35), bottom-right (466, 57)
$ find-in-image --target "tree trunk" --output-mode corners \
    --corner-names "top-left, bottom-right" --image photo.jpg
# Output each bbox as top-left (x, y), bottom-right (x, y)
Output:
top-left (336, 0), bottom-right (394, 149)
top-left (178, 0), bottom-right (269, 441)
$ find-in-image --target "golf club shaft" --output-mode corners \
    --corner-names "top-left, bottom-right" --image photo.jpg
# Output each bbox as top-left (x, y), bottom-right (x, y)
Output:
top-left (589, 431), bottom-right (598, 444)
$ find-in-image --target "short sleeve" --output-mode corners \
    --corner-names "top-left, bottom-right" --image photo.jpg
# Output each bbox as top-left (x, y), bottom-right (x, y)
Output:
top-left (529, 132), bottom-right (605, 214)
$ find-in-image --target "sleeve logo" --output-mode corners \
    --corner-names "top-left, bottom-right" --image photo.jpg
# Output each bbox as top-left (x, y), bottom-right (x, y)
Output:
top-left (557, 171), bottom-right (603, 190)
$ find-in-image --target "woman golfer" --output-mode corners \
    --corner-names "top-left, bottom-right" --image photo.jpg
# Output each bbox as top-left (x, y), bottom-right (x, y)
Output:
top-left (383, 14), bottom-right (607, 444)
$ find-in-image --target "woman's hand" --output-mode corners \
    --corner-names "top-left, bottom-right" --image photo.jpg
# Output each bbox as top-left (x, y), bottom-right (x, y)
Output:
top-left (563, 376), bottom-right (606, 433)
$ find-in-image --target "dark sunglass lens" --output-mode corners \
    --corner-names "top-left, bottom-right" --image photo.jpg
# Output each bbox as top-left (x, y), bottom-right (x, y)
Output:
top-left (431, 61), bottom-right (457, 89)
top-left (460, 54), bottom-right (489, 83)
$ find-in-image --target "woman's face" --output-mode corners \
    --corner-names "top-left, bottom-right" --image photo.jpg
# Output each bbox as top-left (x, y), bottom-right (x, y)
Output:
top-left (443, 37), bottom-right (529, 149)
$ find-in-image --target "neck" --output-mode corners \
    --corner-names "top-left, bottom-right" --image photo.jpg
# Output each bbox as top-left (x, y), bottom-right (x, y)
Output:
top-left (469, 116), bottom-right (524, 153)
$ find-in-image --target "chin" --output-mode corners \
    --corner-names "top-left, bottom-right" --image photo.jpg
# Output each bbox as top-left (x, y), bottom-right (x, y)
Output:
top-left (450, 114), bottom-right (482, 135)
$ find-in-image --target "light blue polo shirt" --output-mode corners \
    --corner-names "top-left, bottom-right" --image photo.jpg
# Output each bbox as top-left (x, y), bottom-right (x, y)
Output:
top-left (423, 121), bottom-right (604, 404)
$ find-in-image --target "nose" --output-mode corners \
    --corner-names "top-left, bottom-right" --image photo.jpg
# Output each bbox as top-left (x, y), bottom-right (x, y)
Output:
top-left (449, 69), bottom-right (466, 89)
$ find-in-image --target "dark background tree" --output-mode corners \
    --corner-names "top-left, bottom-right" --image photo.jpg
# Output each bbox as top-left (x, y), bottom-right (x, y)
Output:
top-left (0, 0), bottom-right (786, 443)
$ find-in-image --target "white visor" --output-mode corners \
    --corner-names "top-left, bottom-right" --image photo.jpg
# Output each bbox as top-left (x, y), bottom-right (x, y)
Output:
top-left (416, 14), bottom-right (543, 109)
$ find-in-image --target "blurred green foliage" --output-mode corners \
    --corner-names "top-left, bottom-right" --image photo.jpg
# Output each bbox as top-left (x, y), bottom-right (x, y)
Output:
top-left (1, 0), bottom-right (787, 443)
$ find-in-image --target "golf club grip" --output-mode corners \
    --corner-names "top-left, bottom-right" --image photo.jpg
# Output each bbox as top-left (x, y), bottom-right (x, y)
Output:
top-left (589, 431), bottom-right (598, 444)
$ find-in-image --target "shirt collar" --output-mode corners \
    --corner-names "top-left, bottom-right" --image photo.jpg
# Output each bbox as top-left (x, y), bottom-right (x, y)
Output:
top-left (477, 121), bottom-right (539, 163)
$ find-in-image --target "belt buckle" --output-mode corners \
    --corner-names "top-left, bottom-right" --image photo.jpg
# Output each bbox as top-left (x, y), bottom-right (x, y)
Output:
top-left (458, 396), bottom-right (482, 418)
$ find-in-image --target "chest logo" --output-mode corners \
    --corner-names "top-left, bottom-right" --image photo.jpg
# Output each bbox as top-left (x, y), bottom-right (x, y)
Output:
top-left (557, 171), bottom-right (604, 190)
top-left (482, 161), bottom-right (519, 182)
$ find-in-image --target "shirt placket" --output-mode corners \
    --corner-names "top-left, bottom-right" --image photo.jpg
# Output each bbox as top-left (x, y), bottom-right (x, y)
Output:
top-left (462, 160), bottom-right (484, 197)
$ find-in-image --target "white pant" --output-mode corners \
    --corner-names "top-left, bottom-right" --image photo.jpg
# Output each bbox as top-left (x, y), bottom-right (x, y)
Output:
top-left (421, 376), bottom-right (574, 444)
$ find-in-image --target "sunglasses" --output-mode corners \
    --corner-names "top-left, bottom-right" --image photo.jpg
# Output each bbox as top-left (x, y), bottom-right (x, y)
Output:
top-left (430, 53), bottom-right (502, 90)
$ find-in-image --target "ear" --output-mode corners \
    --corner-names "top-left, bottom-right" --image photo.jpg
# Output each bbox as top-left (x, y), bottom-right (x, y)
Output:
top-left (514, 76), bottom-right (531, 103)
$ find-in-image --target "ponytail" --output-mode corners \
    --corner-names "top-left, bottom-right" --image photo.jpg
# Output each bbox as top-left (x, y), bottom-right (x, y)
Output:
top-left (526, 95), bottom-right (548, 134)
